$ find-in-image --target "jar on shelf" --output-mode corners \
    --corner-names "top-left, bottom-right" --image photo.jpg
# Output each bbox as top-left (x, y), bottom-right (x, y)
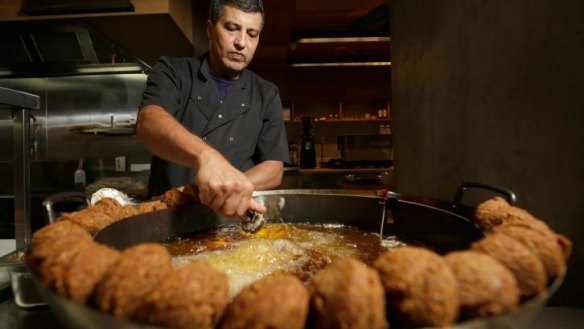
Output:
top-left (289, 143), bottom-right (299, 166)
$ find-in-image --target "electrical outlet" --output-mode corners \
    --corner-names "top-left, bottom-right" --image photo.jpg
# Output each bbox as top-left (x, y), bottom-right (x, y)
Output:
top-left (115, 156), bottom-right (126, 172)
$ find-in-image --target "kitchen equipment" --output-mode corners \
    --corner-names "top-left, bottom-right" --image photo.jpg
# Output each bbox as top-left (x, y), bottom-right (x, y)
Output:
top-left (90, 189), bottom-right (484, 252)
top-left (25, 185), bottom-right (565, 329)
top-left (8, 265), bottom-right (46, 308)
top-left (337, 134), bottom-right (392, 162)
top-left (0, 250), bottom-right (46, 308)
top-left (299, 116), bottom-right (316, 168)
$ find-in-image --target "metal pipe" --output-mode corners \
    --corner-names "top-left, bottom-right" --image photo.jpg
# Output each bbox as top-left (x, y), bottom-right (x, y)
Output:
top-left (13, 108), bottom-right (32, 249)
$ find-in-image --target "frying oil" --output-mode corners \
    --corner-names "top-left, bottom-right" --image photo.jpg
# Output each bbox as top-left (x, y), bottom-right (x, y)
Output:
top-left (164, 223), bottom-right (409, 297)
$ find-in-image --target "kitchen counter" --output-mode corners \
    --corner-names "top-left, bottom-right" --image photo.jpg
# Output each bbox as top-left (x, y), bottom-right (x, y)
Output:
top-left (283, 166), bottom-right (393, 190)
top-left (0, 290), bottom-right (583, 329)
top-left (285, 166), bottom-right (391, 174)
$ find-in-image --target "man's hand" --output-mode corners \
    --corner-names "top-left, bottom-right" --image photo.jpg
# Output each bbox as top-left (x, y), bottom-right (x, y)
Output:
top-left (195, 148), bottom-right (266, 217)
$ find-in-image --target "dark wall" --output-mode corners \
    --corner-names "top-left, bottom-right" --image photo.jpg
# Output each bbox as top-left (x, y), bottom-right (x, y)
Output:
top-left (392, 0), bottom-right (584, 306)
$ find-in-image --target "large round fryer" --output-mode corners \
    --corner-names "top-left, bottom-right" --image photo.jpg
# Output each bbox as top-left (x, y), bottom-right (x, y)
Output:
top-left (32, 189), bottom-right (564, 329)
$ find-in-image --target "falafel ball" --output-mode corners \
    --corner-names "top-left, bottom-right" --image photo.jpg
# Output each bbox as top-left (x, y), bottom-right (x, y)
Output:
top-left (474, 197), bottom-right (572, 260)
top-left (495, 219), bottom-right (572, 261)
top-left (59, 198), bottom-right (122, 234)
top-left (135, 201), bottom-right (168, 213)
top-left (161, 188), bottom-right (192, 207)
top-left (471, 233), bottom-right (547, 299)
top-left (62, 242), bottom-right (122, 304)
top-left (308, 257), bottom-right (388, 329)
top-left (25, 220), bottom-right (92, 275)
top-left (373, 246), bottom-right (459, 328)
top-left (134, 261), bottom-right (229, 329)
top-left (444, 251), bottom-right (519, 320)
top-left (474, 197), bottom-right (530, 231)
top-left (94, 243), bottom-right (172, 319)
top-left (37, 233), bottom-right (93, 291)
top-left (221, 274), bottom-right (309, 329)
top-left (492, 223), bottom-right (565, 281)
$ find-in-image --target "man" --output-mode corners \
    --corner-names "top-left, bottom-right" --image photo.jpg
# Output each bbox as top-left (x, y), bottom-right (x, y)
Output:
top-left (136, 0), bottom-right (288, 218)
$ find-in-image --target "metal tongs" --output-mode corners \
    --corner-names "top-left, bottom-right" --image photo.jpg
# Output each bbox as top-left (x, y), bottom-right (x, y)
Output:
top-left (241, 210), bottom-right (266, 233)
top-left (183, 184), bottom-right (267, 234)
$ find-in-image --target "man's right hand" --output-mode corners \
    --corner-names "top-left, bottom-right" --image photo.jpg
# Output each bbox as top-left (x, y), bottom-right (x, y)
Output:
top-left (195, 148), bottom-right (266, 217)
top-left (137, 105), bottom-right (265, 217)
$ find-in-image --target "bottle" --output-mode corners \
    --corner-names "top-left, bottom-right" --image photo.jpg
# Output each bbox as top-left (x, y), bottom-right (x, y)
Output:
top-left (300, 135), bottom-right (316, 168)
top-left (299, 116), bottom-right (316, 168)
top-left (74, 159), bottom-right (86, 191)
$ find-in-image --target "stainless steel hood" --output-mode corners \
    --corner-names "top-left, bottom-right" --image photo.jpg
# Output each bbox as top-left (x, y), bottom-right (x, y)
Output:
top-left (20, 0), bottom-right (134, 16)
top-left (0, 20), bottom-right (148, 77)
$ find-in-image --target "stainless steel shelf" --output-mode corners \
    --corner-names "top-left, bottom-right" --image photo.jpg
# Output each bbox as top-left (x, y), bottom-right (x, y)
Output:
top-left (0, 87), bottom-right (40, 110)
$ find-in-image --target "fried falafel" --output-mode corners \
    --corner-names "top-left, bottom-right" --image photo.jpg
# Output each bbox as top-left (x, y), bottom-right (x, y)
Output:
top-left (94, 243), bottom-right (172, 319)
top-left (373, 246), bottom-right (459, 328)
top-left (221, 274), bottom-right (309, 329)
top-left (25, 220), bottom-right (92, 275)
top-left (444, 251), bottom-right (519, 320)
top-left (471, 233), bottom-right (547, 299)
top-left (492, 223), bottom-right (565, 281)
top-left (62, 242), bottom-right (122, 304)
top-left (135, 261), bottom-right (229, 329)
top-left (474, 197), bottom-right (572, 260)
top-left (308, 257), bottom-right (388, 329)
top-left (59, 198), bottom-right (121, 234)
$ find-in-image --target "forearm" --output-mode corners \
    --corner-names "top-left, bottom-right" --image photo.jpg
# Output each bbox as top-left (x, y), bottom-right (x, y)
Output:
top-left (136, 105), bottom-right (217, 170)
top-left (137, 105), bottom-right (265, 216)
top-left (245, 160), bottom-right (284, 190)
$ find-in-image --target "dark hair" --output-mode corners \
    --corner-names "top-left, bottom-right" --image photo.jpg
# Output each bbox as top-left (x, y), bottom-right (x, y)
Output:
top-left (209, 0), bottom-right (265, 29)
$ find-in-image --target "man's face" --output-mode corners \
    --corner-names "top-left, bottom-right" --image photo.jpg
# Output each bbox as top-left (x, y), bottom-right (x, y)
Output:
top-left (207, 5), bottom-right (262, 78)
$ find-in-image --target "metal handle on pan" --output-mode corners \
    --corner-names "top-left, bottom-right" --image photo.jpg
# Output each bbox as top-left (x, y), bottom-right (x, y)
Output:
top-left (452, 182), bottom-right (517, 206)
top-left (42, 191), bottom-right (89, 224)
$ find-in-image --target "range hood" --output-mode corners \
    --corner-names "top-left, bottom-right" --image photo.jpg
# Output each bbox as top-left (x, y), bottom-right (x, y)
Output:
top-left (0, 20), bottom-right (148, 77)
top-left (0, 0), bottom-right (195, 78)
top-left (20, 0), bottom-right (134, 16)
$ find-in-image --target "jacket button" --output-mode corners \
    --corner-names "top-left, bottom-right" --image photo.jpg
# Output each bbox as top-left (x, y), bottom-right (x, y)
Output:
top-left (229, 137), bottom-right (234, 142)
top-left (218, 114), bottom-right (223, 119)
top-left (197, 95), bottom-right (202, 100)
top-left (241, 103), bottom-right (245, 107)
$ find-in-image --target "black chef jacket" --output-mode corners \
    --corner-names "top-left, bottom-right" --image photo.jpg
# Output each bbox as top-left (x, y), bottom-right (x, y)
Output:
top-left (140, 54), bottom-right (289, 196)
